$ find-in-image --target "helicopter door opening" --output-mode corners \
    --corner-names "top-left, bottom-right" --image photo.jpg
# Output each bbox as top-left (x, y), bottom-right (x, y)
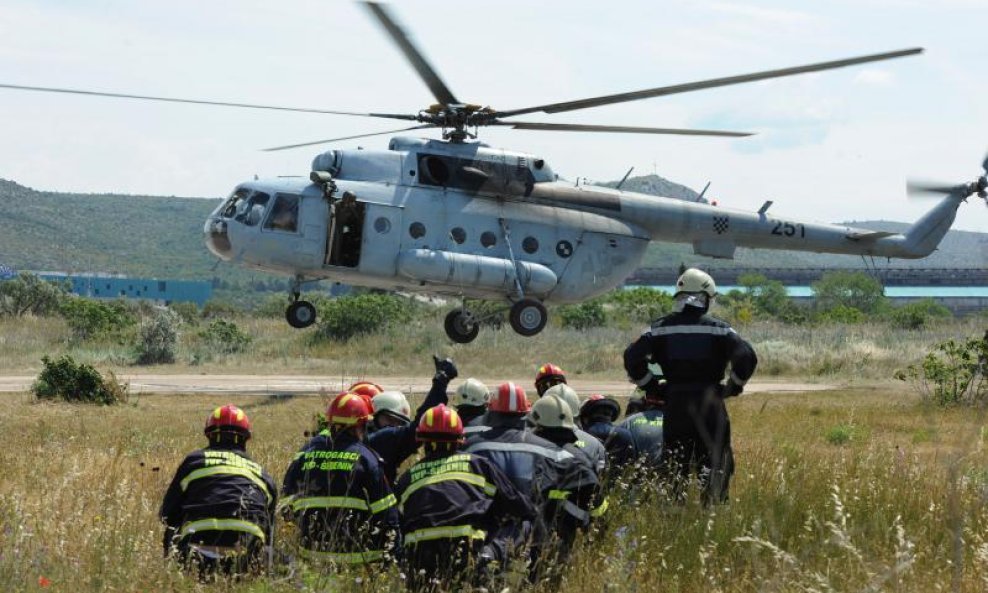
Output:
top-left (326, 191), bottom-right (365, 268)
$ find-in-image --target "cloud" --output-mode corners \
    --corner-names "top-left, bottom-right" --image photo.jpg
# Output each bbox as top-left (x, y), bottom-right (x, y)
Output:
top-left (854, 69), bottom-right (895, 86)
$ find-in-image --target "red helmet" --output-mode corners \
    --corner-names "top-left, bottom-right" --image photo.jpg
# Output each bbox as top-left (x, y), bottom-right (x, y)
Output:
top-left (327, 392), bottom-right (373, 428)
top-left (579, 394), bottom-right (621, 422)
top-left (535, 363), bottom-right (567, 396)
top-left (204, 404), bottom-right (252, 438)
top-left (489, 382), bottom-right (530, 414)
top-left (349, 381), bottom-right (383, 399)
top-left (416, 404), bottom-right (465, 443)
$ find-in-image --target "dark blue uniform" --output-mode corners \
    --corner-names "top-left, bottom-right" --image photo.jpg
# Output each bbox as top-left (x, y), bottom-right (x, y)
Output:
top-left (618, 410), bottom-right (664, 468)
top-left (395, 451), bottom-right (537, 590)
top-left (584, 419), bottom-right (638, 471)
top-left (159, 445), bottom-right (277, 576)
top-left (281, 431), bottom-right (399, 565)
top-left (624, 308), bottom-right (757, 503)
top-left (367, 374), bottom-right (450, 485)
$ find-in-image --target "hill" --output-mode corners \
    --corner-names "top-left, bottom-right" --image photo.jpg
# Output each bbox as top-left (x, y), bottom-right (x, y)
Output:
top-left (0, 177), bottom-right (984, 285)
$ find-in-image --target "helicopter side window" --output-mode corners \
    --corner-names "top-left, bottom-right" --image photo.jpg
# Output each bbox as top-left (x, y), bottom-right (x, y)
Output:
top-left (265, 193), bottom-right (300, 233)
top-left (235, 191), bottom-right (271, 227)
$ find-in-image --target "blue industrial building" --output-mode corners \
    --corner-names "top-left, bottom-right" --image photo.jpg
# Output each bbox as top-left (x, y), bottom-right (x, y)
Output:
top-left (23, 271), bottom-right (212, 307)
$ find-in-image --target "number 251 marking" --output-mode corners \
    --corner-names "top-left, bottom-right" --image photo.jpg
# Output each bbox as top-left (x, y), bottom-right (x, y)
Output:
top-left (771, 220), bottom-right (805, 238)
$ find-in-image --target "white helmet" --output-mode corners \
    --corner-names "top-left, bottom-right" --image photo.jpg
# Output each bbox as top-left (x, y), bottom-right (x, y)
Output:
top-left (455, 378), bottom-right (491, 408)
top-left (675, 268), bottom-right (717, 297)
top-left (544, 384), bottom-right (580, 417)
top-left (530, 393), bottom-right (575, 430)
top-left (371, 391), bottom-right (411, 423)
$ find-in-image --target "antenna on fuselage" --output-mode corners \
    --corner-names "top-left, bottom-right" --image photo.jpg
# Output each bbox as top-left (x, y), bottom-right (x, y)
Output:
top-left (697, 181), bottom-right (711, 202)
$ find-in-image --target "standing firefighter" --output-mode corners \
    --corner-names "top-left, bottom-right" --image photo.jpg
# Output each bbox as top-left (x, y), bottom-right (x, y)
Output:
top-left (282, 392), bottom-right (400, 567)
top-left (159, 404), bottom-right (277, 579)
top-left (623, 268), bottom-right (757, 504)
top-left (395, 404), bottom-right (538, 591)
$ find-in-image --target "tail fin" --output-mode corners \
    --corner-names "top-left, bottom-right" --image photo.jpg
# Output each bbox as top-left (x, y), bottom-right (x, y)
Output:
top-left (898, 194), bottom-right (964, 257)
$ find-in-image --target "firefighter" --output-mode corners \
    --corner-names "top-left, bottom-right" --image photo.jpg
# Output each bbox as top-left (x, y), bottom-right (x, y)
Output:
top-left (623, 268), bottom-right (757, 504)
top-left (453, 378), bottom-right (491, 425)
top-left (528, 396), bottom-right (605, 582)
top-left (534, 363), bottom-right (567, 396)
top-left (543, 384), bottom-right (608, 477)
top-left (579, 394), bottom-right (638, 471)
top-left (618, 391), bottom-right (665, 470)
top-left (625, 388), bottom-right (646, 417)
top-left (366, 355), bottom-right (457, 484)
top-left (395, 404), bottom-right (538, 591)
top-left (159, 404), bottom-right (277, 579)
top-left (309, 381), bottom-right (384, 438)
top-left (281, 392), bottom-right (400, 566)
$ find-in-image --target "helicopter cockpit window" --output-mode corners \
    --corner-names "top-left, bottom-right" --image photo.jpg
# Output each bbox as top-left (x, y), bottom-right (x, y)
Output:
top-left (220, 187), bottom-right (251, 218)
top-left (233, 191), bottom-right (271, 227)
top-left (265, 193), bottom-right (300, 233)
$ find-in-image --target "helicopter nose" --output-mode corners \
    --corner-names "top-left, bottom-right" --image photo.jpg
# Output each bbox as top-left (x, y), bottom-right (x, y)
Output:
top-left (204, 217), bottom-right (233, 260)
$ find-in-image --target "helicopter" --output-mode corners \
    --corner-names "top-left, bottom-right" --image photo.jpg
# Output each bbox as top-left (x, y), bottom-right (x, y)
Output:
top-left (2, 2), bottom-right (983, 344)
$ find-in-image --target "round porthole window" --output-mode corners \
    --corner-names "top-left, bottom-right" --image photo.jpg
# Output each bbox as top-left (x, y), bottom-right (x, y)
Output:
top-left (450, 227), bottom-right (466, 244)
top-left (409, 222), bottom-right (426, 239)
top-left (374, 217), bottom-right (391, 234)
top-left (522, 236), bottom-right (539, 254)
top-left (480, 231), bottom-right (497, 248)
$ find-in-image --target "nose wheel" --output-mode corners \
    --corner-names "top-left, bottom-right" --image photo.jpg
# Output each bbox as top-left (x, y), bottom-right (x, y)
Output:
top-left (444, 308), bottom-right (480, 344)
top-left (286, 300), bottom-right (317, 329)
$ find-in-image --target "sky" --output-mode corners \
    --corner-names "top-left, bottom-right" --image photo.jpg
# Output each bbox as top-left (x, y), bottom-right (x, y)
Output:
top-left (1, 0), bottom-right (986, 234)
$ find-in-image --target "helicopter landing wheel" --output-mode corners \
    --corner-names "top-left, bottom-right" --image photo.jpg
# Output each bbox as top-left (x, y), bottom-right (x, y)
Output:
top-left (444, 308), bottom-right (480, 344)
top-left (508, 298), bottom-right (548, 337)
top-left (286, 300), bottom-right (317, 329)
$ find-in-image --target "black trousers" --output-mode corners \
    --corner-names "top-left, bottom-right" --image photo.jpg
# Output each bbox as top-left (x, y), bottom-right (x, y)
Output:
top-left (660, 386), bottom-right (734, 504)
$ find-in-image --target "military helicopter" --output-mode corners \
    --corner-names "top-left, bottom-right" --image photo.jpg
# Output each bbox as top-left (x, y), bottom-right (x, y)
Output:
top-left (2, 3), bottom-right (982, 343)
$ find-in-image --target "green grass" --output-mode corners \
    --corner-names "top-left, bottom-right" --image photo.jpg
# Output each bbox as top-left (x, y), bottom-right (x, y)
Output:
top-left (2, 387), bottom-right (988, 591)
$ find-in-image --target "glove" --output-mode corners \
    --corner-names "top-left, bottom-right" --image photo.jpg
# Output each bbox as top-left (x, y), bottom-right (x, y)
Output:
top-left (433, 355), bottom-right (458, 381)
top-left (722, 380), bottom-right (744, 398)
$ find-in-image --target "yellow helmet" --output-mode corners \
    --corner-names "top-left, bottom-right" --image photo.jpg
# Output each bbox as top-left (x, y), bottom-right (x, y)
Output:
top-left (544, 384), bottom-right (580, 417)
top-left (530, 393), bottom-right (575, 430)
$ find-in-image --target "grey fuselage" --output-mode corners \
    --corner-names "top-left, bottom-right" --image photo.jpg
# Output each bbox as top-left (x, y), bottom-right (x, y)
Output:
top-left (204, 136), bottom-right (962, 304)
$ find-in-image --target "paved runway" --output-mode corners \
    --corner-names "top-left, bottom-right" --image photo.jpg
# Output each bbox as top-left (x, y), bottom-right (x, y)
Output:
top-left (0, 374), bottom-right (836, 396)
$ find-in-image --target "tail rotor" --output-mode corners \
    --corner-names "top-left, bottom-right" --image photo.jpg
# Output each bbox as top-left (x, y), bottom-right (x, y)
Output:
top-left (907, 151), bottom-right (988, 207)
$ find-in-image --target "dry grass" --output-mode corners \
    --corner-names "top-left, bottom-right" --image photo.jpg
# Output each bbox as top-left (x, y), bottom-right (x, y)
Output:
top-left (0, 314), bottom-right (982, 383)
top-left (3, 386), bottom-right (988, 591)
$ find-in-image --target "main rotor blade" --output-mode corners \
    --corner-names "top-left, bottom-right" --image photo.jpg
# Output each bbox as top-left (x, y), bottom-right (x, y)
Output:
top-left (494, 121), bottom-right (752, 137)
top-left (363, 2), bottom-right (458, 106)
top-left (498, 48), bottom-right (923, 118)
top-left (0, 83), bottom-right (420, 121)
top-left (261, 124), bottom-right (437, 151)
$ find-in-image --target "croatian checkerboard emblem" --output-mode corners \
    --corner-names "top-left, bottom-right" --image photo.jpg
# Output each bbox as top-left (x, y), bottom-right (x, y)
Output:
top-left (712, 215), bottom-right (730, 234)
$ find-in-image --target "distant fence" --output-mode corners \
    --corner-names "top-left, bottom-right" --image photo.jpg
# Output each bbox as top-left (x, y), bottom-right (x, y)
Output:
top-left (625, 267), bottom-right (988, 287)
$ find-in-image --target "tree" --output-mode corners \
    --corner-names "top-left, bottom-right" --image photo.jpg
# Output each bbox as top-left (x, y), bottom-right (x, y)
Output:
top-left (811, 271), bottom-right (887, 316)
top-left (737, 273), bottom-right (792, 319)
top-left (0, 273), bottom-right (68, 317)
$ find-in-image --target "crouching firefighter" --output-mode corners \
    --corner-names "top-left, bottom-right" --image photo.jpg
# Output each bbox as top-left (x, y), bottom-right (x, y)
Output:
top-left (282, 391), bottom-right (400, 567)
top-left (395, 404), bottom-right (538, 592)
top-left (159, 404), bottom-right (277, 579)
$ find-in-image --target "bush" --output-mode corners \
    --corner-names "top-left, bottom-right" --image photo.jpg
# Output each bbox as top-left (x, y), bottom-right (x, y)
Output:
top-left (135, 309), bottom-right (179, 365)
top-left (887, 298), bottom-right (952, 329)
top-left (198, 319), bottom-right (252, 354)
top-left (0, 273), bottom-right (68, 317)
top-left (168, 301), bottom-right (200, 325)
top-left (812, 271), bottom-right (887, 316)
top-left (32, 355), bottom-right (128, 405)
top-left (898, 335), bottom-right (987, 407)
top-left (558, 300), bottom-right (607, 330)
top-left (816, 304), bottom-right (866, 324)
top-left (314, 294), bottom-right (413, 342)
top-left (605, 287), bottom-right (673, 324)
top-left (59, 297), bottom-right (136, 341)
top-left (201, 299), bottom-right (244, 319)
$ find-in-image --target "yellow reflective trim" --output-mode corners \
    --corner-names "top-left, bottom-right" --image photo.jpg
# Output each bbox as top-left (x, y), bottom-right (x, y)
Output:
top-left (591, 497), bottom-right (609, 518)
top-left (404, 524), bottom-right (487, 545)
top-left (213, 407), bottom-right (222, 419)
top-left (179, 518), bottom-right (265, 542)
top-left (338, 394), bottom-right (355, 408)
top-left (180, 466), bottom-right (272, 502)
top-left (548, 489), bottom-right (571, 500)
top-left (399, 472), bottom-right (495, 508)
top-left (290, 496), bottom-right (369, 511)
top-left (298, 548), bottom-right (385, 564)
top-left (425, 408), bottom-right (434, 427)
top-left (369, 493), bottom-right (397, 514)
top-left (449, 410), bottom-right (459, 428)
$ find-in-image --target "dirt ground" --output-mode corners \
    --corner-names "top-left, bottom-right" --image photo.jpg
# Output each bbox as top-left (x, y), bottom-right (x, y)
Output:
top-left (0, 373), bottom-right (835, 395)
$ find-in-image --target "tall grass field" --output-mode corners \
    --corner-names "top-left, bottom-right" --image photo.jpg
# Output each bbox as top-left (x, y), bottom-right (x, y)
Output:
top-left (2, 384), bottom-right (988, 592)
